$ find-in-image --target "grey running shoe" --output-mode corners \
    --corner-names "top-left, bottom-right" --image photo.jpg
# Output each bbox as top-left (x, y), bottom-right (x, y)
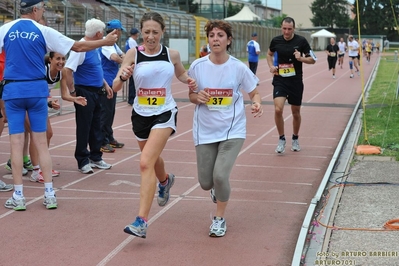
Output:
top-left (209, 217), bottom-right (226, 237)
top-left (89, 159), bottom-right (112, 170)
top-left (275, 139), bottom-right (286, 154)
top-left (43, 195), bottom-right (57, 209)
top-left (5, 159), bottom-right (28, 176)
top-left (157, 174), bottom-right (175, 206)
top-left (0, 180), bottom-right (13, 192)
top-left (291, 139), bottom-right (301, 152)
top-left (210, 188), bottom-right (217, 203)
top-left (124, 216), bottom-right (148, 238)
top-left (4, 196), bottom-right (26, 211)
top-left (79, 164), bottom-right (94, 174)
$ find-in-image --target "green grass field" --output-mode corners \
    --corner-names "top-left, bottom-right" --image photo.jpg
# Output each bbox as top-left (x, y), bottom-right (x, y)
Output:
top-left (358, 55), bottom-right (399, 160)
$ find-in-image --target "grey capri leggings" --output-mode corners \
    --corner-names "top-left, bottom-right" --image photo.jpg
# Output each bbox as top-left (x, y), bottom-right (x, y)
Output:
top-left (195, 138), bottom-right (244, 202)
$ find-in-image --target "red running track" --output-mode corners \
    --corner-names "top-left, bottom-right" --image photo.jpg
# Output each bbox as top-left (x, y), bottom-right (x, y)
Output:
top-left (0, 51), bottom-right (377, 266)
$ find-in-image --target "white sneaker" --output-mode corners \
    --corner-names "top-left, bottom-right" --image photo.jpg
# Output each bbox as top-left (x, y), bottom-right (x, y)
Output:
top-left (89, 159), bottom-right (112, 170)
top-left (43, 195), bottom-right (57, 209)
top-left (275, 139), bottom-right (286, 154)
top-left (291, 139), bottom-right (301, 152)
top-left (350, 74), bottom-right (354, 78)
top-left (79, 164), bottom-right (94, 174)
top-left (332, 75), bottom-right (336, 79)
top-left (209, 217), bottom-right (226, 237)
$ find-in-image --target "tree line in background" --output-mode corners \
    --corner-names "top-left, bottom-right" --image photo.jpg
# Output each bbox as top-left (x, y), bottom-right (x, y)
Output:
top-left (310, 0), bottom-right (399, 41)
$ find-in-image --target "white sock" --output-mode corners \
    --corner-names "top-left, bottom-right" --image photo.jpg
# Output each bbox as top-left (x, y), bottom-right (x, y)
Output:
top-left (13, 184), bottom-right (24, 199)
top-left (44, 182), bottom-right (55, 197)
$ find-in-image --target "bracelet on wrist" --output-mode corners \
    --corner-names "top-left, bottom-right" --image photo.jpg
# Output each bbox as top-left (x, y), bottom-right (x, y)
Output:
top-left (47, 101), bottom-right (52, 108)
top-left (120, 75), bottom-right (128, 82)
top-left (70, 90), bottom-right (76, 95)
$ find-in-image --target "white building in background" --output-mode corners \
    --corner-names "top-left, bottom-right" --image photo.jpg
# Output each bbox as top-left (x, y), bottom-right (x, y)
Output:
top-left (282, 0), bottom-right (313, 28)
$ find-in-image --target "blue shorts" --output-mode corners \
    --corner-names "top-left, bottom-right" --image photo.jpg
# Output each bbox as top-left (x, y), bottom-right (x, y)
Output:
top-left (5, 97), bottom-right (48, 134)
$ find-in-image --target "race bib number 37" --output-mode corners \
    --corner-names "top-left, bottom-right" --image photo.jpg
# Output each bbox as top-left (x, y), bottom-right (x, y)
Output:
top-left (206, 88), bottom-right (233, 111)
top-left (137, 88), bottom-right (166, 110)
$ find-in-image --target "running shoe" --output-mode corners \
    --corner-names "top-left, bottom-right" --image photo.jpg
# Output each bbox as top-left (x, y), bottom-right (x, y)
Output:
top-left (4, 196), bottom-right (26, 211)
top-left (0, 180), bottom-right (13, 192)
top-left (30, 169), bottom-right (44, 183)
top-left (89, 159), bottom-right (112, 170)
top-left (5, 159), bottom-right (28, 176)
top-left (209, 217), bottom-right (226, 237)
top-left (79, 164), bottom-right (94, 174)
top-left (332, 75), bottom-right (336, 79)
top-left (100, 144), bottom-right (115, 153)
top-left (350, 74), bottom-right (354, 78)
top-left (157, 173), bottom-right (175, 206)
top-left (210, 188), bottom-right (217, 203)
top-left (43, 195), bottom-right (57, 209)
top-left (291, 139), bottom-right (301, 152)
top-left (110, 140), bottom-right (124, 148)
top-left (51, 169), bottom-right (60, 177)
top-left (275, 139), bottom-right (286, 154)
top-left (23, 160), bottom-right (34, 171)
top-left (124, 216), bottom-right (148, 238)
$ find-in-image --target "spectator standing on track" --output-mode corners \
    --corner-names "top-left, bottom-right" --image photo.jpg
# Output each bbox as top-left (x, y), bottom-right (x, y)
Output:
top-left (188, 19), bottom-right (263, 237)
top-left (266, 17), bottom-right (317, 154)
top-left (99, 19), bottom-right (126, 153)
top-left (0, 0), bottom-right (117, 210)
top-left (325, 37), bottom-right (339, 79)
top-left (113, 11), bottom-right (196, 239)
top-left (337, 37), bottom-right (346, 69)
top-left (247, 32), bottom-right (261, 76)
top-left (64, 18), bottom-right (115, 174)
top-left (125, 27), bottom-right (139, 105)
top-left (347, 35), bottom-right (360, 78)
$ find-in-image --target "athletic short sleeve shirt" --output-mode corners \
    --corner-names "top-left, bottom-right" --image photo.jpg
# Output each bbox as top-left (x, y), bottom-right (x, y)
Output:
top-left (348, 40), bottom-right (359, 57)
top-left (269, 34), bottom-right (313, 79)
top-left (247, 40), bottom-right (260, 62)
top-left (65, 38), bottom-right (104, 88)
top-left (100, 43), bottom-right (123, 86)
top-left (0, 18), bottom-right (74, 100)
top-left (188, 55), bottom-right (259, 146)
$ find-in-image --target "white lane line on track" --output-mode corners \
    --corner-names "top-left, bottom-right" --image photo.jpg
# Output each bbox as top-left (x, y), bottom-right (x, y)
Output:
top-left (235, 164), bottom-right (320, 171)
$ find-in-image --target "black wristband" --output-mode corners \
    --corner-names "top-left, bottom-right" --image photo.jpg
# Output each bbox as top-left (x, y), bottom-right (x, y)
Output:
top-left (47, 101), bottom-right (52, 108)
top-left (120, 75), bottom-right (128, 82)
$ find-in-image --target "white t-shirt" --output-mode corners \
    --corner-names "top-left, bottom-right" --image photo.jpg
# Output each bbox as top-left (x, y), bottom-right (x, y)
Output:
top-left (338, 41), bottom-right (346, 54)
top-left (128, 37), bottom-right (138, 50)
top-left (348, 40), bottom-right (359, 57)
top-left (188, 55), bottom-right (259, 146)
